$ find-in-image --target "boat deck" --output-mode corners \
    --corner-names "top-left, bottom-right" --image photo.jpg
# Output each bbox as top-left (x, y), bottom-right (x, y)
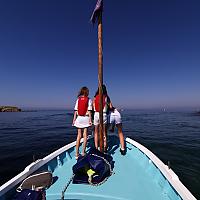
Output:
top-left (46, 138), bottom-right (181, 200)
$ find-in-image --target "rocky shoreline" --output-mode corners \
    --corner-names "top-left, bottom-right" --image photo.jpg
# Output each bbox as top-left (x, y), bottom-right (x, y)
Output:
top-left (0, 106), bottom-right (21, 112)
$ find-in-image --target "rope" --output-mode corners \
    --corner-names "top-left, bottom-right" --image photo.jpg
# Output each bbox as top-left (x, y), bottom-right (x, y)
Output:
top-left (61, 174), bottom-right (75, 200)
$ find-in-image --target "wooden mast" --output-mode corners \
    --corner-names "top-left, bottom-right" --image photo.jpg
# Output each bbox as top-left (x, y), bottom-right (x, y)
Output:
top-left (98, 12), bottom-right (104, 152)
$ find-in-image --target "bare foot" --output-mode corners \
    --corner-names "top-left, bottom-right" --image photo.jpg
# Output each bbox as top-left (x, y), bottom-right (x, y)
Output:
top-left (82, 152), bottom-right (86, 157)
top-left (75, 154), bottom-right (79, 160)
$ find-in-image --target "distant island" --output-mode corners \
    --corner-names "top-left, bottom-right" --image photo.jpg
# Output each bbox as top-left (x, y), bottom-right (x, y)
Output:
top-left (0, 106), bottom-right (21, 112)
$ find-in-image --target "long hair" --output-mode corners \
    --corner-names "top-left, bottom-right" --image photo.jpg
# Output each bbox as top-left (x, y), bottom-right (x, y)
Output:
top-left (78, 86), bottom-right (89, 97)
top-left (94, 84), bottom-right (107, 97)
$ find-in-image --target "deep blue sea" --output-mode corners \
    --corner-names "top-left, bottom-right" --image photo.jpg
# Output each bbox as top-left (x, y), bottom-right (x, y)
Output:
top-left (0, 109), bottom-right (199, 199)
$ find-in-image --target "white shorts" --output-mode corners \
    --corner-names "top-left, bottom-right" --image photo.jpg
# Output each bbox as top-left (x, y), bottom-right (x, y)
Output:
top-left (93, 112), bottom-right (107, 126)
top-left (108, 109), bottom-right (122, 125)
top-left (74, 116), bottom-right (91, 128)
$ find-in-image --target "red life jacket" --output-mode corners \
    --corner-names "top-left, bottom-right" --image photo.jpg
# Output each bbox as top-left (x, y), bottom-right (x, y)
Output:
top-left (94, 95), bottom-right (106, 112)
top-left (77, 96), bottom-right (89, 116)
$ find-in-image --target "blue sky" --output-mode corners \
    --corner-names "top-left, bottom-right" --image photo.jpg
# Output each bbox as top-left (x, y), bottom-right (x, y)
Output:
top-left (0, 0), bottom-right (200, 109)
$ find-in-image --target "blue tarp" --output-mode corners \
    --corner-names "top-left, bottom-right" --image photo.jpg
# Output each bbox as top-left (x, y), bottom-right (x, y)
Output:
top-left (72, 148), bottom-right (113, 185)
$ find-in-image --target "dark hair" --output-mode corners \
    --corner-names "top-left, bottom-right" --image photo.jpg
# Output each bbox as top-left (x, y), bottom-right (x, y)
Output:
top-left (94, 84), bottom-right (107, 97)
top-left (78, 86), bottom-right (89, 97)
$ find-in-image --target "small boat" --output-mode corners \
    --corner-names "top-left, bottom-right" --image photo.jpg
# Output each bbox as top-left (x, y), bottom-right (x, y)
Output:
top-left (0, 1), bottom-right (197, 200)
top-left (0, 134), bottom-right (197, 200)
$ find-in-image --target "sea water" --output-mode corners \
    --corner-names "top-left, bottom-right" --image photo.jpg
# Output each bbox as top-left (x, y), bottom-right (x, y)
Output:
top-left (0, 109), bottom-right (199, 199)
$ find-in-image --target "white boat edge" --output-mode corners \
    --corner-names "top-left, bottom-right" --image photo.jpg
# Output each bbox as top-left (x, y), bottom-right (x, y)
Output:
top-left (0, 136), bottom-right (197, 200)
top-left (0, 139), bottom-right (79, 197)
top-left (126, 138), bottom-right (197, 200)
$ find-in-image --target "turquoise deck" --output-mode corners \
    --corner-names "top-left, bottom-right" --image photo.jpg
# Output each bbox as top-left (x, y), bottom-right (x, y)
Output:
top-left (45, 137), bottom-right (182, 200)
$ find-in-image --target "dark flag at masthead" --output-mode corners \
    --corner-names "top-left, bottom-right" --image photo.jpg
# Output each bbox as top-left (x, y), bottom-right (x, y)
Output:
top-left (90, 0), bottom-right (103, 24)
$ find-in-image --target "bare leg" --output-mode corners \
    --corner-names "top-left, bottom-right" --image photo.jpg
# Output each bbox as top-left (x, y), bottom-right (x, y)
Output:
top-left (103, 124), bottom-right (108, 151)
top-left (116, 123), bottom-right (125, 150)
top-left (94, 125), bottom-right (99, 149)
top-left (75, 128), bottom-right (82, 158)
top-left (109, 123), bottom-right (115, 132)
top-left (82, 128), bottom-right (88, 156)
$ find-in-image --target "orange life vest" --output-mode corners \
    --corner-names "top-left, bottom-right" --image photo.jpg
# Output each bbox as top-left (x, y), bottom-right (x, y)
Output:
top-left (94, 95), bottom-right (107, 112)
top-left (77, 96), bottom-right (89, 116)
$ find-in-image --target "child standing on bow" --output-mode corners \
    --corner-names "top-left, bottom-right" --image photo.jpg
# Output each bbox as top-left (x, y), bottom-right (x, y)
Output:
top-left (72, 87), bottom-right (92, 159)
top-left (93, 85), bottom-right (111, 151)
